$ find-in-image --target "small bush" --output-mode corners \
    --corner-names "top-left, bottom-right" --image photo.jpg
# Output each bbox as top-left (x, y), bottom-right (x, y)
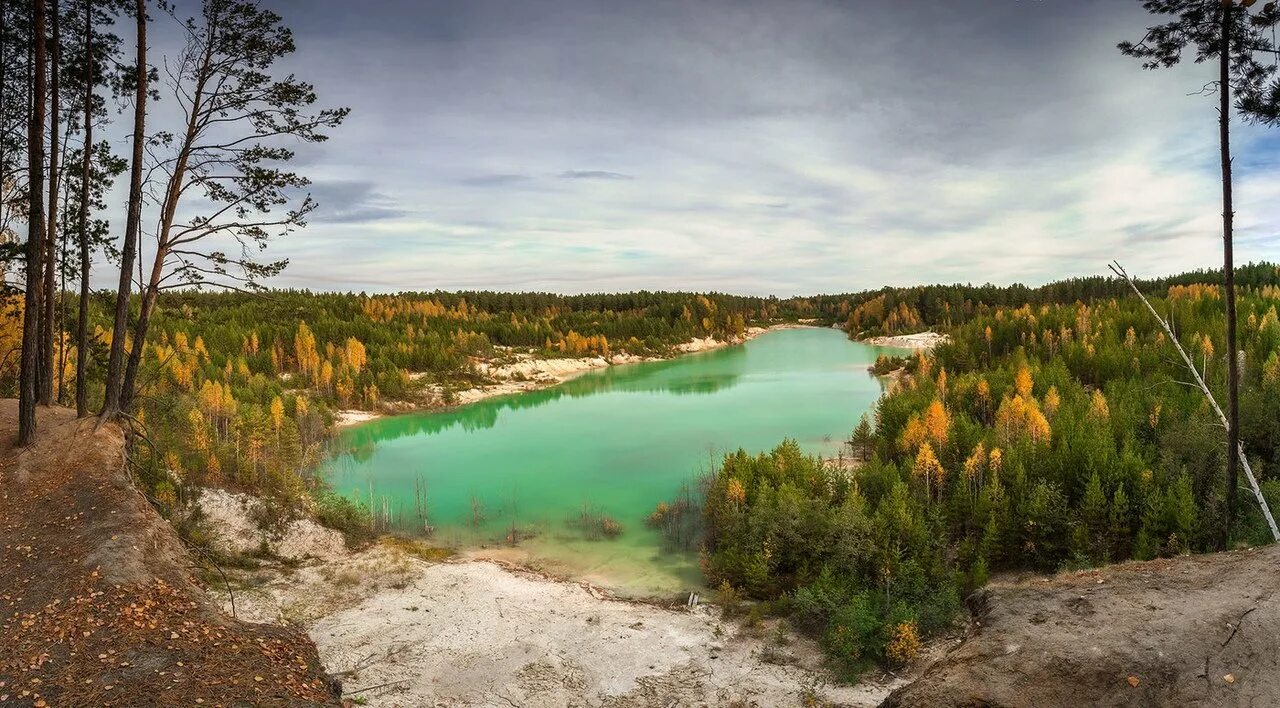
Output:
top-left (885, 621), bottom-right (921, 665)
top-left (571, 505), bottom-right (624, 541)
top-left (312, 490), bottom-right (376, 548)
top-left (600, 516), bottom-right (623, 539)
top-left (717, 580), bottom-right (743, 617)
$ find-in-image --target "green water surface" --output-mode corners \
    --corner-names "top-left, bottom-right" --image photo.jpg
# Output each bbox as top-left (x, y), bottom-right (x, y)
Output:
top-left (323, 327), bottom-right (903, 594)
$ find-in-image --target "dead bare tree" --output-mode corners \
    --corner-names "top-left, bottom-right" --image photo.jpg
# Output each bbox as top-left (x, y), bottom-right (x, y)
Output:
top-left (1109, 261), bottom-right (1278, 542)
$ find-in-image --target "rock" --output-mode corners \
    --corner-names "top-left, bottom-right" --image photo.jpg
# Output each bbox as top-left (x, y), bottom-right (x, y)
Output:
top-left (882, 546), bottom-right (1280, 707)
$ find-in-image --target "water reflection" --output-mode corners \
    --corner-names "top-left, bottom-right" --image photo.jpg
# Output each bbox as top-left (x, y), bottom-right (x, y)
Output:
top-left (339, 344), bottom-right (752, 451)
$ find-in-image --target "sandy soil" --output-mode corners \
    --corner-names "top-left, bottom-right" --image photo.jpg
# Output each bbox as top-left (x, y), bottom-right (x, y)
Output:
top-left (861, 331), bottom-right (950, 350)
top-left (884, 546), bottom-right (1280, 707)
top-left (335, 409), bottom-right (382, 428)
top-left (212, 542), bottom-right (910, 707)
top-left (196, 487), bottom-right (348, 561)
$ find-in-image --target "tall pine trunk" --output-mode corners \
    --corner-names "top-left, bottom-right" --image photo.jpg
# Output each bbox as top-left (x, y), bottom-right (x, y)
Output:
top-left (119, 18), bottom-right (212, 414)
top-left (1219, 4), bottom-right (1241, 547)
top-left (56, 174), bottom-right (68, 403)
top-left (100, 0), bottom-right (145, 418)
top-left (39, 0), bottom-right (59, 404)
top-left (75, 0), bottom-right (91, 417)
top-left (19, 0), bottom-right (47, 444)
top-left (119, 261), bottom-right (158, 412)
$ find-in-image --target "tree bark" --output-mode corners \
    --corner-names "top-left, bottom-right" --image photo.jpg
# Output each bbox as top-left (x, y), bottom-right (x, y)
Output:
top-left (19, 0), bottom-right (47, 444)
top-left (39, 0), bottom-right (59, 405)
top-left (119, 260), bottom-right (159, 412)
top-left (100, 0), bottom-right (145, 418)
top-left (1219, 4), bottom-right (1241, 548)
top-left (74, 0), bottom-right (91, 417)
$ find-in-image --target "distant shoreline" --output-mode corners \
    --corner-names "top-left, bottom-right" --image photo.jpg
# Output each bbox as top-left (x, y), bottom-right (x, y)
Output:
top-left (333, 322), bottom-right (832, 428)
top-left (859, 330), bottom-right (950, 350)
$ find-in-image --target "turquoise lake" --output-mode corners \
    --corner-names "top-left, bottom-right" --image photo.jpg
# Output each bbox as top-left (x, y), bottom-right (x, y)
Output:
top-left (322, 327), bottom-right (904, 594)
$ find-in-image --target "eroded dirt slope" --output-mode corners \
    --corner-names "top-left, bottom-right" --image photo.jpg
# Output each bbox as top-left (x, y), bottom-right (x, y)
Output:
top-left (0, 401), bottom-right (339, 707)
top-left (883, 546), bottom-right (1280, 707)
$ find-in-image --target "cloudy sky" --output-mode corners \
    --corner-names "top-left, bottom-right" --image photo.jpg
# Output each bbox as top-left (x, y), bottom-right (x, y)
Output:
top-left (144, 0), bottom-right (1279, 295)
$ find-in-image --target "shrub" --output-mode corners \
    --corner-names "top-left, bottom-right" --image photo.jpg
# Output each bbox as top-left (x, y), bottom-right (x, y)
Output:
top-left (312, 489), bottom-right (376, 548)
top-left (885, 621), bottom-right (921, 665)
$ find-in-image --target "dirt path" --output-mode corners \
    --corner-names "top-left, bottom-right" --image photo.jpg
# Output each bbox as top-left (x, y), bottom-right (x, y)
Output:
top-left (0, 402), bottom-right (339, 707)
top-left (884, 546), bottom-right (1280, 707)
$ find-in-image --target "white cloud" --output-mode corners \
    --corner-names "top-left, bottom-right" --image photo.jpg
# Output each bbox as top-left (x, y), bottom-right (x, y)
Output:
top-left (96, 0), bottom-right (1280, 295)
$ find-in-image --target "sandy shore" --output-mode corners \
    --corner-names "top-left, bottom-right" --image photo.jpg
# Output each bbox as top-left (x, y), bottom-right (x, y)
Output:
top-left (861, 331), bottom-right (949, 350)
top-left (212, 541), bottom-right (910, 707)
top-left (338, 323), bottom-right (813, 428)
top-left (334, 409), bottom-right (382, 428)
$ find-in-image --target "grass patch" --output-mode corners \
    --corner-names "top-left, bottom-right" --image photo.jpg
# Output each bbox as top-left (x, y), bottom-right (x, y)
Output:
top-left (379, 534), bottom-right (453, 561)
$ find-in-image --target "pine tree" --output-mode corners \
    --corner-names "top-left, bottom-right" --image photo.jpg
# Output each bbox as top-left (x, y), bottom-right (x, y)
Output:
top-left (1074, 471), bottom-right (1108, 563)
top-left (18, 0), bottom-right (49, 445)
top-left (117, 0), bottom-right (348, 411)
top-left (850, 414), bottom-right (874, 462)
top-left (100, 0), bottom-right (148, 419)
top-left (1120, 0), bottom-right (1280, 546)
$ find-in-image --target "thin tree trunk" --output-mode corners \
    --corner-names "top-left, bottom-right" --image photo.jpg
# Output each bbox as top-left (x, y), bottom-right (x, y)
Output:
top-left (100, 0), bottom-right (145, 418)
top-left (56, 182), bottom-right (67, 403)
top-left (39, 0), bottom-right (59, 405)
top-left (75, 0), bottom-right (91, 417)
top-left (54, 111), bottom-right (72, 404)
top-left (19, 0), bottom-right (47, 445)
top-left (119, 268), bottom-right (157, 412)
top-left (119, 13), bottom-right (214, 413)
top-left (0, 4), bottom-right (8, 241)
top-left (1219, 5), bottom-right (1240, 548)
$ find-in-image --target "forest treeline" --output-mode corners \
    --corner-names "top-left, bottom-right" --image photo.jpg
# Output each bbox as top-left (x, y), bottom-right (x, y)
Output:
top-left (5, 262), bottom-right (1274, 538)
top-left (683, 271), bottom-right (1280, 675)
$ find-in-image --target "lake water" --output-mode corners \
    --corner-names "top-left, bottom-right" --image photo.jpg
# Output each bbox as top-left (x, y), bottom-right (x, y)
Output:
top-left (322, 327), bottom-right (903, 595)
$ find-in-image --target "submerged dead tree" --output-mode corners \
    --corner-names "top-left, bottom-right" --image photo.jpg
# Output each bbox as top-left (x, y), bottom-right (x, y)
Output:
top-left (1109, 261), bottom-right (1279, 542)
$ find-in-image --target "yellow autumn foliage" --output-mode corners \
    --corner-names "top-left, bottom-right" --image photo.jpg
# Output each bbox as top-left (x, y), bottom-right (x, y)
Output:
top-left (885, 621), bottom-right (921, 664)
